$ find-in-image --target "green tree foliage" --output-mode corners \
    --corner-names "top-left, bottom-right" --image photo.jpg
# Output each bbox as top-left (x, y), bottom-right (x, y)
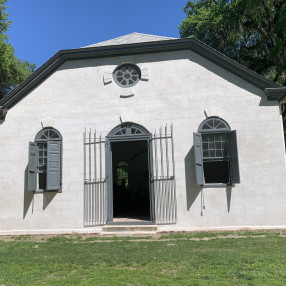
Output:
top-left (179, 0), bottom-right (286, 86)
top-left (0, 0), bottom-right (35, 99)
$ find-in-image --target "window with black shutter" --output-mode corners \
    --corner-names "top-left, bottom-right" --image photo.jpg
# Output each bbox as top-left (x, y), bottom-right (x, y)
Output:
top-left (28, 128), bottom-right (62, 192)
top-left (193, 117), bottom-right (240, 186)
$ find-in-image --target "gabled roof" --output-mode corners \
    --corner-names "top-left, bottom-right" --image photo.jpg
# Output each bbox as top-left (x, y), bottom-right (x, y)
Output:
top-left (84, 32), bottom-right (176, 47)
top-left (0, 33), bottom-right (285, 111)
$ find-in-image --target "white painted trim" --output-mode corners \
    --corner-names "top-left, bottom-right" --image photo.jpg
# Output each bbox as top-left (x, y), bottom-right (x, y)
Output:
top-left (204, 107), bottom-right (225, 118)
top-left (120, 87), bottom-right (134, 98)
top-left (41, 119), bottom-right (55, 128)
top-left (103, 71), bottom-right (113, 84)
top-left (141, 66), bottom-right (149, 81)
top-left (119, 112), bottom-right (138, 123)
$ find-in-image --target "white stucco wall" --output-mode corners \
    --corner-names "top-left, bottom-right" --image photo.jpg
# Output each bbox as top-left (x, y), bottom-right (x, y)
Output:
top-left (0, 49), bottom-right (285, 234)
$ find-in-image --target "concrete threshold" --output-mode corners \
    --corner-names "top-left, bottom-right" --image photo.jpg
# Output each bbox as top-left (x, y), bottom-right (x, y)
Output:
top-left (101, 225), bottom-right (158, 236)
top-left (100, 231), bottom-right (157, 236)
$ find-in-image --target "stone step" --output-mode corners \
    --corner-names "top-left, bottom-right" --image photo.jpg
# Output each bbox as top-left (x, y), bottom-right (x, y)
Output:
top-left (101, 225), bottom-right (158, 235)
top-left (100, 231), bottom-right (157, 237)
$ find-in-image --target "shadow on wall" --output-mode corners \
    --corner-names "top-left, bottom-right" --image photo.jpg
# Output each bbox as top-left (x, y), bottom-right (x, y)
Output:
top-left (185, 147), bottom-right (233, 213)
top-left (43, 192), bottom-right (57, 210)
top-left (226, 186), bottom-right (232, 213)
top-left (23, 165), bottom-right (58, 218)
top-left (185, 146), bottom-right (201, 210)
top-left (23, 165), bottom-right (33, 219)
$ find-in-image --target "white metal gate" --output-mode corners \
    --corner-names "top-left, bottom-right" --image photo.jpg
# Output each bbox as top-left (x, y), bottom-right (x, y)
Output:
top-left (152, 124), bottom-right (177, 224)
top-left (83, 129), bottom-right (107, 226)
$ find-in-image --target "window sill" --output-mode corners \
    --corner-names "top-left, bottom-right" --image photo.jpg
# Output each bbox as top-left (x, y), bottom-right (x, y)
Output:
top-left (202, 183), bottom-right (235, 188)
top-left (34, 189), bottom-right (62, 194)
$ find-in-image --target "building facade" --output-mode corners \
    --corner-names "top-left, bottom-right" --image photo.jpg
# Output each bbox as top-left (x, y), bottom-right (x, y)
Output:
top-left (0, 33), bottom-right (286, 234)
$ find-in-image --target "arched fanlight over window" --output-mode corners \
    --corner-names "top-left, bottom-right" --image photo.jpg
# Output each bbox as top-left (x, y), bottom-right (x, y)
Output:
top-left (199, 117), bottom-right (230, 132)
top-left (35, 128), bottom-right (62, 141)
top-left (113, 64), bottom-right (141, 88)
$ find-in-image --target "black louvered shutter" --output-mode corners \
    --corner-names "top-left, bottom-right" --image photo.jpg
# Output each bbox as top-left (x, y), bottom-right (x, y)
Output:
top-left (46, 141), bottom-right (61, 190)
top-left (193, 133), bottom-right (204, 185)
top-left (229, 130), bottom-right (240, 184)
top-left (28, 142), bottom-right (38, 191)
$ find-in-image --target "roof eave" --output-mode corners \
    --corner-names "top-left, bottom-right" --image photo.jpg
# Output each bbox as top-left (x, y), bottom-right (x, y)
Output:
top-left (0, 38), bottom-right (283, 110)
top-left (265, 87), bottom-right (286, 101)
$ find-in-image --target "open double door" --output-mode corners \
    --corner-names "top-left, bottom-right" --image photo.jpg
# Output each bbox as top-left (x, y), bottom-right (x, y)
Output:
top-left (84, 123), bottom-right (176, 226)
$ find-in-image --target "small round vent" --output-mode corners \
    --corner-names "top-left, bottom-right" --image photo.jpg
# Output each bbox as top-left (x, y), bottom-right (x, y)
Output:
top-left (113, 64), bottom-right (141, 88)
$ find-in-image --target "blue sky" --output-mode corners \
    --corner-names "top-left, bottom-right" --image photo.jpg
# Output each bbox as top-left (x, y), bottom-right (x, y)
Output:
top-left (7, 0), bottom-right (188, 68)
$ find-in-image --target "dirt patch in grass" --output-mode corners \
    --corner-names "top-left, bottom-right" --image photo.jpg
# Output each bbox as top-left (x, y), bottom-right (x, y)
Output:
top-left (0, 229), bottom-right (285, 243)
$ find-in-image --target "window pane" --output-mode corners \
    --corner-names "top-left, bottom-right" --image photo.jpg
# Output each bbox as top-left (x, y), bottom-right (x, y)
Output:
top-left (203, 151), bottom-right (209, 158)
top-left (202, 143), bottom-right (208, 150)
top-left (215, 142), bottom-right (222, 149)
top-left (202, 135), bottom-right (208, 143)
top-left (201, 133), bottom-right (229, 159)
top-left (216, 150), bottom-right (223, 157)
top-left (209, 150), bottom-right (215, 157)
top-left (202, 123), bottom-right (213, 130)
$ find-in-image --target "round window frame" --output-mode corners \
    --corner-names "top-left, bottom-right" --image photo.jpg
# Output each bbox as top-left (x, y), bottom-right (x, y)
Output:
top-left (113, 63), bottom-right (141, 88)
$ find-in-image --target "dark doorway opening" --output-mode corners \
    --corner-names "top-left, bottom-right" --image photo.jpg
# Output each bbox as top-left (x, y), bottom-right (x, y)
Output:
top-left (111, 140), bottom-right (150, 221)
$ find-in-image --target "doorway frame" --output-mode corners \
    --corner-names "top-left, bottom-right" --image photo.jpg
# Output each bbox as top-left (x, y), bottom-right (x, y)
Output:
top-left (105, 123), bottom-right (155, 224)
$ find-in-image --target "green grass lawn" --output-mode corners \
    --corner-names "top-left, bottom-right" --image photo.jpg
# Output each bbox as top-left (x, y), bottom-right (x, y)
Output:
top-left (0, 231), bottom-right (285, 285)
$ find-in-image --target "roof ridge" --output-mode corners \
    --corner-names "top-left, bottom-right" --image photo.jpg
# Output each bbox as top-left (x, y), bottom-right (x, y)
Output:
top-left (83, 32), bottom-right (176, 48)
top-left (130, 32), bottom-right (174, 38)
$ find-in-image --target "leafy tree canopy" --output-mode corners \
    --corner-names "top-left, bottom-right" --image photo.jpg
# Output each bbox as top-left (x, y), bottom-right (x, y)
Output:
top-left (0, 0), bottom-right (35, 99)
top-left (179, 0), bottom-right (286, 86)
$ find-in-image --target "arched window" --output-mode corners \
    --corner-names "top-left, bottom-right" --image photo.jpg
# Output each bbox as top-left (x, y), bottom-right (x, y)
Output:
top-left (194, 117), bottom-right (240, 186)
top-left (28, 128), bottom-right (62, 192)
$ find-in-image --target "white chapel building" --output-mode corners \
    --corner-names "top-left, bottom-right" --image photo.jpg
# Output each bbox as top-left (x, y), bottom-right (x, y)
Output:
top-left (0, 33), bottom-right (286, 234)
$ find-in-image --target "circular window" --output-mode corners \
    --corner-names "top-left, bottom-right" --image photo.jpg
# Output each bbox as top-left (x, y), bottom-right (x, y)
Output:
top-left (113, 64), bottom-right (141, 88)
